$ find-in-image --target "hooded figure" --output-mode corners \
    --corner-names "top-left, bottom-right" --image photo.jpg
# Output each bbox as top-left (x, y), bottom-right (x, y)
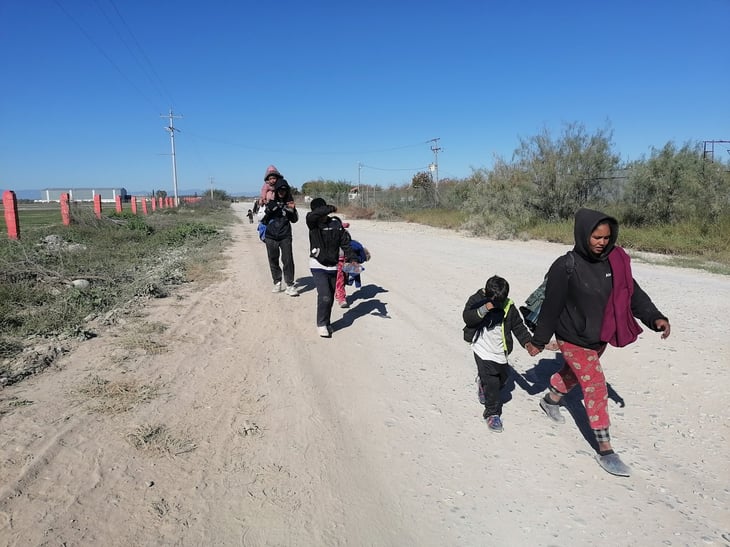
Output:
top-left (259, 177), bottom-right (299, 295)
top-left (530, 207), bottom-right (670, 478)
top-left (261, 178), bottom-right (297, 241)
top-left (260, 165), bottom-right (283, 205)
top-left (532, 208), bottom-right (664, 350)
top-left (305, 197), bottom-right (357, 337)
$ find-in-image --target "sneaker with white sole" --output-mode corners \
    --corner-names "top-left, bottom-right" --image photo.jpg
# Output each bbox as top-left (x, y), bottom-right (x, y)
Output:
top-left (539, 397), bottom-right (565, 423)
top-left (285, 284), bottom-right (299, 296)
top-left (272, 281), bottom-right (283, 293)
top-left (317, 325), bottom-right (331, 337)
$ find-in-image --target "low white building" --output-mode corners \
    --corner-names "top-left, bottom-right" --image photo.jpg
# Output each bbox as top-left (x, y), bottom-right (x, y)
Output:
top-left (39, 187), bottom-right (128, 203)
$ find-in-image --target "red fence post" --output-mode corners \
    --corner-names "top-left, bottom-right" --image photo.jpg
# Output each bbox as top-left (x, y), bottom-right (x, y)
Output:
top-left (60, 192), bottom-right (71, 226)
top-left (131, 196), bottom-right (138, 215)
top-left (3, 190), bottom-right (20, 240)
top-left (141, 198), bottom-right (148, 215)
top-left (115, 195), bottom-right (122, 213)
top-left (151, 198), bottom-right (157, 212)
top-left (94, 194), bottom-right (102, 219)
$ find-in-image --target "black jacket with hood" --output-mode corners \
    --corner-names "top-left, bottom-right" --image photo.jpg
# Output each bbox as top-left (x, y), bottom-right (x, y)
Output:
top-left (306, 203), bottom-right (355, 267)
top-left (261, 179), bottom-right (298, 241)
top-left (462, 291), bottom-right (532, 355)
top-left (532, 208), bottom-right (666, 350)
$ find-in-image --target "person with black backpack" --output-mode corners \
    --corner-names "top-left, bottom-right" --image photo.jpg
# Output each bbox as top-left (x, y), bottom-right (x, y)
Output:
top-left (306, 198), bottom-right (358, 338)
top-left (530, 208), bottom-right (671, 477)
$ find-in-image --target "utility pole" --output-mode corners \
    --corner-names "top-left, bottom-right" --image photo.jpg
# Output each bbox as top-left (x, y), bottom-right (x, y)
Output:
top-left (428, 138), bottom-right (441, 203)
top-left (428, 137), bottom-right (441, 186)
top-left (161, 109), bottom-right (182, 206)
top-left (209, 177), bottom-right (214, 200)
top-left (357, 162), bottom-right (362, 206)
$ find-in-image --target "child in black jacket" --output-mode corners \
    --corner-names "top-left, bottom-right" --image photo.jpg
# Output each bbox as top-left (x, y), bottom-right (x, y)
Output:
top-left (463, 275), bottom-right (538, 432)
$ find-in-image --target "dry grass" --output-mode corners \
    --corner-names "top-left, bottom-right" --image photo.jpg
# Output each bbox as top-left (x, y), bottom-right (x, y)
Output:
top-left (126, 423), bottom-right (197, 456)
top-left (72, 375), bottom-right (159, 414)
top-left (0, 396), bottom-right (34, 417)
top-left (118, 321), bottom-right (170, 355)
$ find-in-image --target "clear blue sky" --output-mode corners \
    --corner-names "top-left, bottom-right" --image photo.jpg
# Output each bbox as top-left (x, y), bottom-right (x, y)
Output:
top-left (2, 0), bottom-right (729, 197)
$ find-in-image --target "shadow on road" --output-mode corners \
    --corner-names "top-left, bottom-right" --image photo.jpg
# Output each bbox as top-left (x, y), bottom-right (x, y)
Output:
top-left (506, 352), bottom-right (626, 452)
top-left (331, 284), bottom-right (390, 331)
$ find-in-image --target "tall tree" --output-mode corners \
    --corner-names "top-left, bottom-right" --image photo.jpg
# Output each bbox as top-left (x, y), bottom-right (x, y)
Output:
top-left (623, 142), bottom-right (730, 225)
top-left (514, 122), bottom-right (619, 220)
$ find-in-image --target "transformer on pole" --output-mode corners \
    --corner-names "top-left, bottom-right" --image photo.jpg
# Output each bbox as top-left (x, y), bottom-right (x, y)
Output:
top-left (162, 109), bottom-right (182, 206)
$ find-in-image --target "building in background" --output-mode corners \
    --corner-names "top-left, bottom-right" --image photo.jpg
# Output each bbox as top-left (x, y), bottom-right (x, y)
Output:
top-left (39, 188), bottom-right (128, 203)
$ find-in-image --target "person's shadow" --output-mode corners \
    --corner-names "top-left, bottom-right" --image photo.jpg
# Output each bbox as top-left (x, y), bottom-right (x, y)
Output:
top-left (350, 284), bottom-right (389, 303)
top-left (507, 352), bottom-right (626, 451)
top-left (331, 284), bottom-right (390, 331)
top-left (293, 275), bottom-right (315, 295)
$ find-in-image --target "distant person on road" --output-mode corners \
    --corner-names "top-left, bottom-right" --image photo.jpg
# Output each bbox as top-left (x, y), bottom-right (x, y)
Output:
top-left (462, 275), bottom-right (539, 432)
top-left (306, 198), bottom-right (358, 337)
top-left (246, 209), bottom-right (254, 224)
top-left (261, 177), bottom-right (299, 296)
top-left (529, 208), bottom-right (671, 477)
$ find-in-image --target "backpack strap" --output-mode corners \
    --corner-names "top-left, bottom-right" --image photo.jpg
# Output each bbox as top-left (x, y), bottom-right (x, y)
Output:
top-left (566, 251), bottom-right (576, 275)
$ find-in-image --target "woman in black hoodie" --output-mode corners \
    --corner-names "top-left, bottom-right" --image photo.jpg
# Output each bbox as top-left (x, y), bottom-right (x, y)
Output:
top-left (531, 208), bottom-right (671, 476)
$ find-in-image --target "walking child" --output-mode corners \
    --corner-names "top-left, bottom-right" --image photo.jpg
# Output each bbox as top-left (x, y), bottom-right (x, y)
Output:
top-left (335, 222), bottom-right (370, 308)
top-left (463, 275), bottom-right (539, 432)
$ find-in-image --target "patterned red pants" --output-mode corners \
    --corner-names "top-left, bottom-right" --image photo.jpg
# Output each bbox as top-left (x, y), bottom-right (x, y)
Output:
top-left (335, 256), bottom-right (347, 304)
top-left (551, 341), bottom-right (610, 430)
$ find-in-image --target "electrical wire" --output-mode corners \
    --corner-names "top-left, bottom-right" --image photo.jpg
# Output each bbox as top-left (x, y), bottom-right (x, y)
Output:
top-left (101, 0), bottom-right (177, 108)
top-left (52, 0), bottom-right (161, 113)
top-left (360, 163), bottom-right (429, 172)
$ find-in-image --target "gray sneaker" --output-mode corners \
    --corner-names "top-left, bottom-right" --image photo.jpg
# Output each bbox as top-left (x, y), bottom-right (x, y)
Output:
top-left (272, 281), bottom-right (283, 293)
top-left (596, 453), bottom-right (631, 477)
top-left (539, 397), bottom-right (565, 423)
top-left (285, 284), bottom-right (299, 296)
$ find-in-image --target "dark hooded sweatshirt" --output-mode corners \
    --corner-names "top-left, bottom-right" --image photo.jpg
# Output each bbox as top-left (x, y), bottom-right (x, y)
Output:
top-left (261, 179), bottom-right (297, 241)
top-left (532, 208), bottom-right (666, 350)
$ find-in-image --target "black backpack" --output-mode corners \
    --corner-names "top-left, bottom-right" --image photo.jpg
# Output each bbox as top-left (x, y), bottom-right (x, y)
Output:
top-left (519, 251), bottom-right (575, 332)
top-left (309, 216), bottom-right (345, 266)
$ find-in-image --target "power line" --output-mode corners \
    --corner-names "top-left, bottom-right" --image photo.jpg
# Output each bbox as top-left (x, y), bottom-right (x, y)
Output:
top-left (182, 131), bottom-right (430, 156)
top-left (53, 0), bottom-right (161, 113)
top-left (360, 163), bottom-right (429, 172)
top-left (105, 0), bottom-right (177, 107)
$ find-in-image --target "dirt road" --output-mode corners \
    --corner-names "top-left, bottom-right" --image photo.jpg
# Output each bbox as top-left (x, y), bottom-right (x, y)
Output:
top-left (0, 203), bottom-right (728, 546)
